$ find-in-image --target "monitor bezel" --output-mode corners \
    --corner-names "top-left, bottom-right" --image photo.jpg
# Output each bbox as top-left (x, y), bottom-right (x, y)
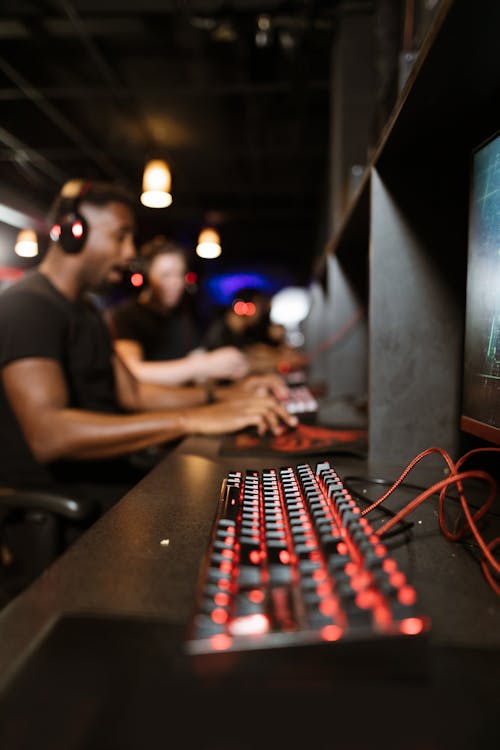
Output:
top-left (460, 416), bottom-right (500, 446)
top-left (460, 128), bottom-right (500, 447)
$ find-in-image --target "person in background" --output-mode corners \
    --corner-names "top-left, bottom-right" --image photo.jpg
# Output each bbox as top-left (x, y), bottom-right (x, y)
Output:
top-left (0, 181), bottom-right (297, 514)
top-left (109, 236), bottom-right (250, 386)
top-left (202, 287), bottom-right (308, 375)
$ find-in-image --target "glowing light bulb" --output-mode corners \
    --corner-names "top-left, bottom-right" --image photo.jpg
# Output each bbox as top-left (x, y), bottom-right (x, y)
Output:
top-left (196, 227), bottom-right (221, 258)
top-left (14, 229), bottom-right (38, 257)
top-left (140, 159), bottom-right (172, 208)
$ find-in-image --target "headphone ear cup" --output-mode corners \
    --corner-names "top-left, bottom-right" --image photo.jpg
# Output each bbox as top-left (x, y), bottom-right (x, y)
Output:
top-left (53, 212), bottom-right (88, 254)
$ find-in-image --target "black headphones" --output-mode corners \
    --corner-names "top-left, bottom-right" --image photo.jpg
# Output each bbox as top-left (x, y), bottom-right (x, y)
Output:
top-left (49, 181), bottom-right (91, 254)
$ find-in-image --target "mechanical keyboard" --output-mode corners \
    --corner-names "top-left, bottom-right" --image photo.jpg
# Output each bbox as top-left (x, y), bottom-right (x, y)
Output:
top-left (281, 384), bottom-right (318, 415)
top-left (186, 459), bottom-right (429, 666)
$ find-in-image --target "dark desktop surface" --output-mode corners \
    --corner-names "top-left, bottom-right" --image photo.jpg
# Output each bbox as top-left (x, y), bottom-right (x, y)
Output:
top-left (0, 434), bottom-right (499, 749)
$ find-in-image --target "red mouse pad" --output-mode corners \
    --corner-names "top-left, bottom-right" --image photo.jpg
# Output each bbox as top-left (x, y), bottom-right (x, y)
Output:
top-left (220, 423), bottom-right (368, 458)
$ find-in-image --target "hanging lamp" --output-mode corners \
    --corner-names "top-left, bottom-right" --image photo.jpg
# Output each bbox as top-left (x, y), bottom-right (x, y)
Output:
top-left (140, 159), bottom-right (172, 208)
top-left (196, 227), bottom-right (221, 258)
top-left (14, 228), bottom-right (38, 258)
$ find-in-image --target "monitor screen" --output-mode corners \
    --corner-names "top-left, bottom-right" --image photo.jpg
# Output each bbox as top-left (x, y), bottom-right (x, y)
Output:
top-left (461, 129), bottom-right (500, 445)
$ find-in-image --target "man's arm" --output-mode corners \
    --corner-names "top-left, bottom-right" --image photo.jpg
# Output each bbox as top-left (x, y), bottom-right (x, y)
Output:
top-left (112, 349), bottom-right (209, 410)
top-left (214, 372), bottom-right (292, 401)
top-left (114, 338), bottom-right (206, 386)
top-left (113, 338), bottom-right (249, 386)
top-left (2, 358), bottom-right (192, 462)
top-left (113, 347), bottom-right (291, 409)
top-left (2, 358), bottom-right (297, 463)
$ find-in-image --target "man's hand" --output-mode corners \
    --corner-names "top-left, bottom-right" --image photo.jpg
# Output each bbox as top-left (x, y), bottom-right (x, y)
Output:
top-left (205, 347), bottom-right (250, 380)
top-left (182, 395), bottom-right (298, 436)
top-left (188, 346), bottom-right (249, 381)
top-left (215, 372), bottom-right (290, 401)
top-left (245, 343), bottom-right (309, 375)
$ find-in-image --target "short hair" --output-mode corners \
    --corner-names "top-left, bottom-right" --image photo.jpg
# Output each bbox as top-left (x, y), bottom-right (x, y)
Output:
top-left (49, 179), bottom-right (136, 223)
top-left (139, 235), bottom-right (189, 269)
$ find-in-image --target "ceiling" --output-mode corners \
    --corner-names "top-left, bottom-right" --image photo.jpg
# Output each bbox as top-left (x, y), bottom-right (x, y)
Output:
top-left (0, 0), bottom-right (344, 288)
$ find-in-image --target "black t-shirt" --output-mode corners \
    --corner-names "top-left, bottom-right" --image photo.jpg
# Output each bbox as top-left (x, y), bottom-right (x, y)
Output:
top-left (110, 297), bottom-right (200, 361)
top-left (0, 271), bottom-right (127, 494)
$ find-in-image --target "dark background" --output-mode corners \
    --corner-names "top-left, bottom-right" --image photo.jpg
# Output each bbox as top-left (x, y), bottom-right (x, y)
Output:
top-left (0, 1), bottom-right (432, 300)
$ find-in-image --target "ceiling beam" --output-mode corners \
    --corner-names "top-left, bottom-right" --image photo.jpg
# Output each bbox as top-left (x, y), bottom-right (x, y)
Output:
top-left (58, 0), bottom-right (157, 152)
top-left (0, 128), bottom-right (67, 184)
top-left (0, 56), bottom-right (128, 184)
top-left (0, 80), bottom-right (329, 102)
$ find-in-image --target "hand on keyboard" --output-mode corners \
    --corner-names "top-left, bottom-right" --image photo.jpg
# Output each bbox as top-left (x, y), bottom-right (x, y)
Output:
top-left (182, 396), bottom-right (298, 436)
top-left (215, 372), bottom-right (291, 401)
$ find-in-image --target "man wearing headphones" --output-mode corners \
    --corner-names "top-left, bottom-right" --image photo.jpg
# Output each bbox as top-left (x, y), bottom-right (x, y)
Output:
top-left (0, 180), bottom-right (297, 512)
top-left (110, 235), bottom-right (250, 386)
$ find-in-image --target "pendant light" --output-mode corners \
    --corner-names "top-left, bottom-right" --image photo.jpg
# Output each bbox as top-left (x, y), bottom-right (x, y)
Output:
top-left (140, 159), bottom-right (172, 208)
top-left (196, 227), bottom-right (221, 259)
top-left (14, 228), bottom-right (38, 258)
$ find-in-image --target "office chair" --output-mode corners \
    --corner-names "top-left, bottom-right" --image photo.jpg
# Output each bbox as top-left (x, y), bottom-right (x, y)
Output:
top-left (0, 487), bottom-right (98, 608)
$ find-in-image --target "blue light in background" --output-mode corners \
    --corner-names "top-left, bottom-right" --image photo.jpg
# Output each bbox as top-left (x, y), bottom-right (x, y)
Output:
top-left (203, 271), bottom-right (289, 305)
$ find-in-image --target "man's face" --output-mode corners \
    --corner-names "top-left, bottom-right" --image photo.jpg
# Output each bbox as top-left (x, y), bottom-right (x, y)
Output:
top-left (79, 201), bottom-right (136, 288)
top-left (148, 252), bottom-right (187, 310)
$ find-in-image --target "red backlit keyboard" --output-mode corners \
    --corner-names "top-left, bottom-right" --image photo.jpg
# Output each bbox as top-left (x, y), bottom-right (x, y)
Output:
top-left (187, 460), bottom-right (429, 661)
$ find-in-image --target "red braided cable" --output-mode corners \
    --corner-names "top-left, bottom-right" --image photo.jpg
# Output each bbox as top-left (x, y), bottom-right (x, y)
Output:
top-left (362, 446), bottom-right (500, 596)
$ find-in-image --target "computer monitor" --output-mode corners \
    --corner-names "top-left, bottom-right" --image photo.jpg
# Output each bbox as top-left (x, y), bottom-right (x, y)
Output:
top-left (460, 129), bottom-right (500, 446)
